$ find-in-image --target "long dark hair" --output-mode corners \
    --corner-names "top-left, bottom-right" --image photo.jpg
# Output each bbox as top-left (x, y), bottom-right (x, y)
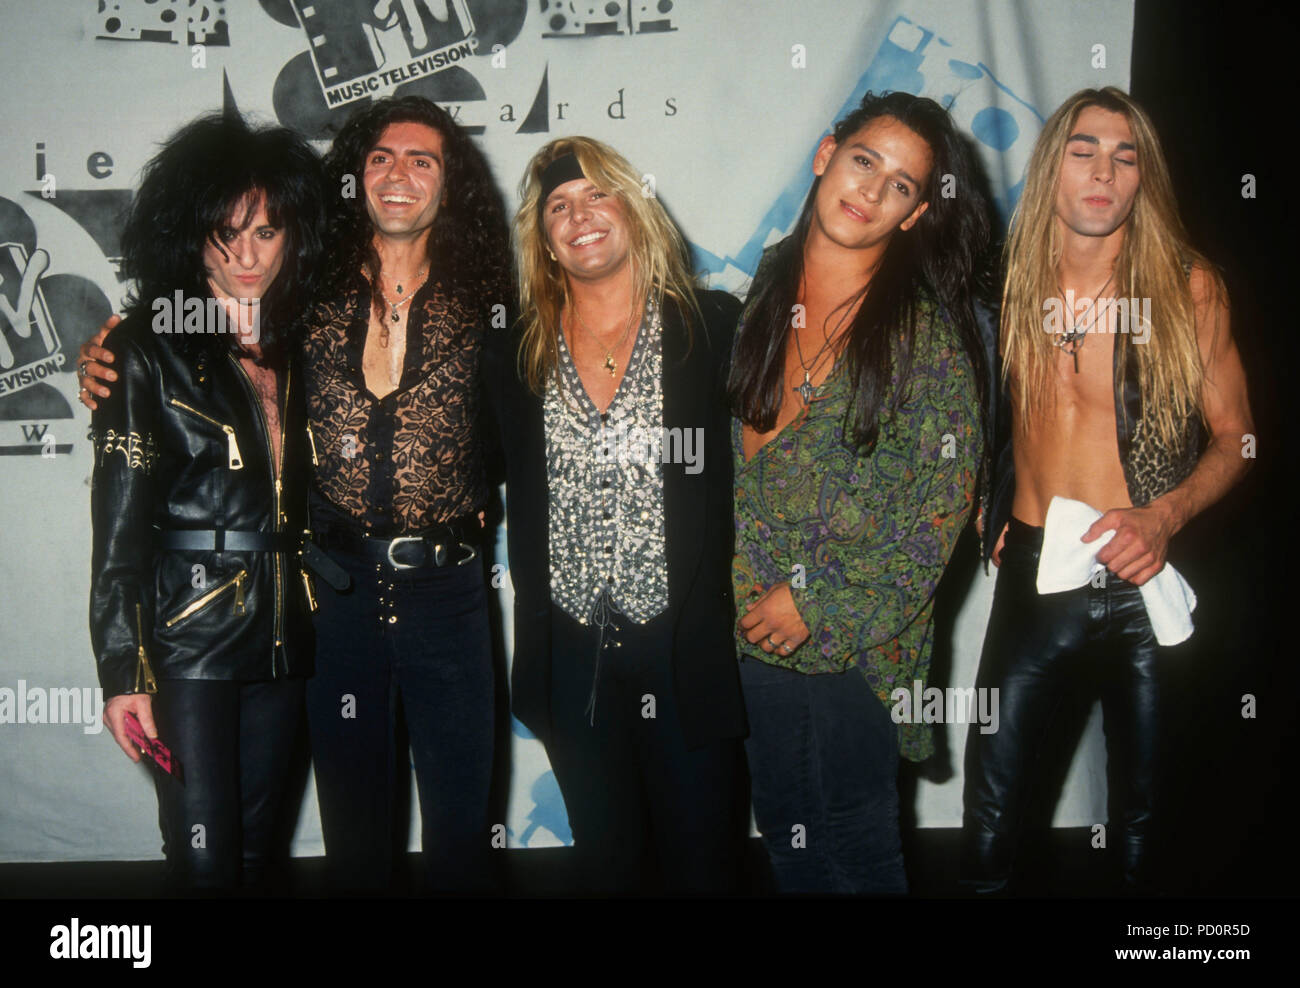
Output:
top-left (321, 95), bottom-right (511, 320)
top-left (120, 111), bottom-right (326, 357)
top-left (728, 91), bottom-right (990, 452)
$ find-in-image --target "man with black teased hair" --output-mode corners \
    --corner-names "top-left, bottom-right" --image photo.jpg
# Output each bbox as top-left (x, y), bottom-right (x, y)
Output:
top-left (81, 95), bottom-right (512, 895)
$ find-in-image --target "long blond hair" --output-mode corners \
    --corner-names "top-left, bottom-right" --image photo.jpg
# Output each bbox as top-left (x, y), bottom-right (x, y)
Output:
top-left (513, 137), bottom-right (700, 395)
top-left (1001, 87), bottom-right (1223, 446)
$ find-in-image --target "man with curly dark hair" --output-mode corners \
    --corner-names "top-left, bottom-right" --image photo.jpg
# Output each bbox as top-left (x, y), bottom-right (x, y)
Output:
top-left (79, 96), bottom-right (512, 895)
top-left (294, 96), bottom-right (510, 895)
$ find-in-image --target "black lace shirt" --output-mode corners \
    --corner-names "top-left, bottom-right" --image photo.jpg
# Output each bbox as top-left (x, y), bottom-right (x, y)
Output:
top-left (299, 272), bottom-right (488, 536)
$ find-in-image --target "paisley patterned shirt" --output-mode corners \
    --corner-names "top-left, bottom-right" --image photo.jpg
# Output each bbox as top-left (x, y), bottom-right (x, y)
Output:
top-left (545, 299), bottom-right (669, 625)
top-left (733, 286), bottom-right (981, 763)
top-left (300, 272), bottom-right (488, 536)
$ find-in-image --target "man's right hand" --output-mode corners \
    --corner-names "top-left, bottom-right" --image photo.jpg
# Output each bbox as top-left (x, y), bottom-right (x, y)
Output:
top-left (992, 522), bottom-right (1008, 567)
top-left (104, 693), bottom-right (156, 763)
top-left (76, 314), bottom-right (122, 411)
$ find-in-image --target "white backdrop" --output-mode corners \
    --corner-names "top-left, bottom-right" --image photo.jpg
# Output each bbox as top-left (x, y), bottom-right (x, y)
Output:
top-left (0, 0), bottom-right (1132, 861)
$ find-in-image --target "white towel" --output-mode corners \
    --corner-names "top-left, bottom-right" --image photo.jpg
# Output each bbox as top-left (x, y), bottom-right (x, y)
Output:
top-left (1035, 496), bottom-right (1197, 646)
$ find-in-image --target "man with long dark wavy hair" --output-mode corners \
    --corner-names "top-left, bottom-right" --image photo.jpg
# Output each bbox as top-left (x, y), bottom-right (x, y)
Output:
top-left (293, 96), bottom-right (509, 895)
top-left (80, 96), bottom-right (512, 895)
top-left (727, 90), bottom-right (990, 894)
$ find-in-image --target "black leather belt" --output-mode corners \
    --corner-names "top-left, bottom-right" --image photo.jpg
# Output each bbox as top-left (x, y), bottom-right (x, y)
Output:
top-left (318, 516), bottom-right (480, 571)
top-left (159, 529), bottom-right (297, 552)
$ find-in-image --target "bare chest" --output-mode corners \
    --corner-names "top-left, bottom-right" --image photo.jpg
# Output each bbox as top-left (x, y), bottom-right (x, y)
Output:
top-left (741, 300), bottom-right (850, 462)
top-left (566, 324), bottom-right (637, 414)
top-left (236, 356), bottom-right (283, 473)
top-left (362, 308), bottom-right (408, 400)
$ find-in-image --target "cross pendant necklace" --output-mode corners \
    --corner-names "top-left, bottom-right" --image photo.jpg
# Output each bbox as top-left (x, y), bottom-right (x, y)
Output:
top-left (791, 328), bottom-right (838, 407)
top-left (1053, 269), bottom-right (1115, 373)
top-left (1058, 329), bottom-right (1086, 373)
top-left (795, 371), bottom-right (815, 405)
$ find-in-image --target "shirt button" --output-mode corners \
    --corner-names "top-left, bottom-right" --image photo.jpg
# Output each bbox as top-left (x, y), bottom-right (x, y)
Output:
top-left (601, 413), bottom-right (609, 423)
top-left (603, 512), bottom-right (612, 520)
top-left (388, 615), bottom-right (398, 625)
top-left (603, 546), bottom-right (613, 554)
top-left (601, 480), bottom-right (610, 489)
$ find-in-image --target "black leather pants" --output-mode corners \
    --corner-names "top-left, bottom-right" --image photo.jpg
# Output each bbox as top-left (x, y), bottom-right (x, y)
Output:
top-left (962, 518), bottom-right (1162, 892)
top-left (150, 677), bottom-right (305, 891)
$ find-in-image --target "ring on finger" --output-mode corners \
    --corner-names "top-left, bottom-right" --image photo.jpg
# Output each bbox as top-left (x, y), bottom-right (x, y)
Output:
top-left (766, 635), bottom-right (781, 649)
top-left (78, 360), bottom-right (88, 377)
top-left (780, 642), bottom-right (793, 652)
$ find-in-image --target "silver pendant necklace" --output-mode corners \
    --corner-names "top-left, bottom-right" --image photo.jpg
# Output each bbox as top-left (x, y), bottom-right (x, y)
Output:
top-left (377, 266), bottom-right (428, 345)
top-left (1053, 269), bottom-right (1115, 373)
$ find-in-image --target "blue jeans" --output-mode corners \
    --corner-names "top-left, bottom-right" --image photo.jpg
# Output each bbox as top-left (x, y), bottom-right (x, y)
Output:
top-left (305, 549), bottom-right (496, 893)
top-left (740, 656), bottom-right (907, 894)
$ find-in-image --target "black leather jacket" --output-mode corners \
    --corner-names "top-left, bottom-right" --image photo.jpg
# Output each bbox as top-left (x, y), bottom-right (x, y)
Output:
top-left (89, 314), bottom-right (314, 698)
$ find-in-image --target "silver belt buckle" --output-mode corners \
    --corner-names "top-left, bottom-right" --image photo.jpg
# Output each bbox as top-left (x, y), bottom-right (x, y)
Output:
top-left (386, 535), bottom-right (425, 570)
top-left (456, 541), bottom-right (477, 566)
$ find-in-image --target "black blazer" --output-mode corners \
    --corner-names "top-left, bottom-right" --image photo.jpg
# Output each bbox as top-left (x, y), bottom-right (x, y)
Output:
top-left (481, 290), bottom-right (747, 750)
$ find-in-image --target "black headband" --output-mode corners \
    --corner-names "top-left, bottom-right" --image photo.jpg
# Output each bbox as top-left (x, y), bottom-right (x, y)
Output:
top-left (538, 152), bottom-right (587, 207)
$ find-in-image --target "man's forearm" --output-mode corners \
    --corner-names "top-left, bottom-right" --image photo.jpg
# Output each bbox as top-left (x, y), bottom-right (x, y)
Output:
top-left (1151, 432), bottom-right (1253, 533)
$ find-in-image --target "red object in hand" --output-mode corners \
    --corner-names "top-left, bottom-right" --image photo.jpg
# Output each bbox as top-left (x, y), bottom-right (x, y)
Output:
top-left (123, 712), bottom-right (184, 783)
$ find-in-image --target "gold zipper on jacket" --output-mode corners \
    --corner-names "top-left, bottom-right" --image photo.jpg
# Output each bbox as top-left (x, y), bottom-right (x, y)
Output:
top-left (163, 569), bottom-right (248, 628)
top-left (168, 398), bottom-right (244, 470)
top-left (231, 356), bottom-right (289, 671)
top-left (134, 602), bottom-right (158, 694)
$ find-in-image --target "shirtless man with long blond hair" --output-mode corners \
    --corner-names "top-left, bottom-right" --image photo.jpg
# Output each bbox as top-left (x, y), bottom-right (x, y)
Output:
top-left (965, 87), bottom-right (1253, 893)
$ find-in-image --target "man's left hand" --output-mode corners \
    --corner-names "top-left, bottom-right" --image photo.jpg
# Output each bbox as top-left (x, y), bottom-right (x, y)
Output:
top-left (1082, 504), bottom-right (1178, 586)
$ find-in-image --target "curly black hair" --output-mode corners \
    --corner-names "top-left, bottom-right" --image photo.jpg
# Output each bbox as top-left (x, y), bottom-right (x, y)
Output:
top-left (120, 111), bottom-right (327, 356)
top-left (321, 96), bottom-right (512, 321)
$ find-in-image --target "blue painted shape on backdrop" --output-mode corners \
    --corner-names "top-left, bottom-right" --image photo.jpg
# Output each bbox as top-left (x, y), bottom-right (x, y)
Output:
top-left (972, 105), bottom-right (1019, 150)
top-left (949, 57), bottom-right (982, 79)
top-left (519, 771), bottom-right (572, 846)
top-left (510, 714), bottom-right (536, 740)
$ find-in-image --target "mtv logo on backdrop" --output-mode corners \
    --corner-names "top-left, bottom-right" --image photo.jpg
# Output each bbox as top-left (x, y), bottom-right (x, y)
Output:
top-left (0, 243), bottom-right (62, 398)
top-left (293, 0), bottom-right (482, 108)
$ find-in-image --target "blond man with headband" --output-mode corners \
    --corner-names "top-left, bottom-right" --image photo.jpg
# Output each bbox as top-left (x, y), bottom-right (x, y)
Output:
top-left (482, 138), bottom-right (748, 893)
top-left (965, 87), bottom-right (1253, 893)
